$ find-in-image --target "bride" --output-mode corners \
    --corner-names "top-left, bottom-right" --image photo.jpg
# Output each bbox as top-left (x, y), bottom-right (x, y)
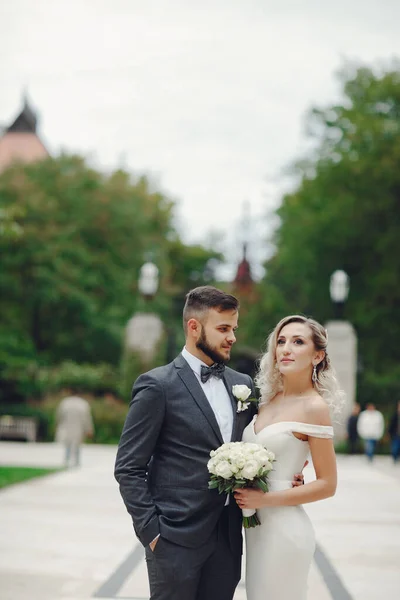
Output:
top-left (234, 315), bottom-right (343, 600)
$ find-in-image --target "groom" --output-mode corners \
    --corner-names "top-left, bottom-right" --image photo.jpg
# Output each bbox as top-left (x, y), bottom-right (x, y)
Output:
top-left (115, 286), bottom-right (302, 600)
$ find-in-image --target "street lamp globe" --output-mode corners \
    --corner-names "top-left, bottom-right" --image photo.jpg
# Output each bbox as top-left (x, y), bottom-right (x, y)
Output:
top-left (329, 270), bottom-right (349, 319)
top-left (138, 262), bottom-right (159, 299)
top-left (330, 270), bottom-right (349, 303)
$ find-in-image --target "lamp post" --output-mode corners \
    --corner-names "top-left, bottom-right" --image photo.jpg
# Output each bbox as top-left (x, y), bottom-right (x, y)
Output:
top-left (125, 261), bottom-right (163, 365)
top-left (120, 261), bottom-right (164, 400)
top-left (329, 269), bottom-right (349, 320)
top-left (137, 261), bottom-right (181, 364)
top-left (325, 269), bottom-right (357, 441)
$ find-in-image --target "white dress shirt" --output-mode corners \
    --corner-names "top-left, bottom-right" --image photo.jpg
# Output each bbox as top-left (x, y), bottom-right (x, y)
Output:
top-left (357, 410), bottom-right (384, 440)
top-left (181, 347), bottom-right (233, 444)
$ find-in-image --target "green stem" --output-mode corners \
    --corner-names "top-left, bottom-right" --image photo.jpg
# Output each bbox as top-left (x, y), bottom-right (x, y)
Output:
top-left (243, 513), bottom-right (261, 528)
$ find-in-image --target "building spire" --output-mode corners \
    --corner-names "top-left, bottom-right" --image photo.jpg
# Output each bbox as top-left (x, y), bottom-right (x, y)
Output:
top-left (22, 86), bottom-right (29, 108)
top-left (7, 90), bottom-right (37, 133)
top-left (0, 93), bottom-right (48, 173)
top-left (233, 201), bottom-right (253, 293)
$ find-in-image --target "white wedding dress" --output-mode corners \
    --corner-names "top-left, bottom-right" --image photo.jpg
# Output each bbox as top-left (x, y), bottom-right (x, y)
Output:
top-left (242, 417), bottom-right (333, 600)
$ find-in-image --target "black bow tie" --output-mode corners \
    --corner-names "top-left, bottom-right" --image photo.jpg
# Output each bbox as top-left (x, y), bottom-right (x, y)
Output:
top-left (200, 363), bottom-right (225, 383)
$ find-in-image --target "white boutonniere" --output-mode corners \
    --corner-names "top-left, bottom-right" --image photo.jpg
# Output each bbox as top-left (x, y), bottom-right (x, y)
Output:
top-left (232, 385), bottom-right (258, 413)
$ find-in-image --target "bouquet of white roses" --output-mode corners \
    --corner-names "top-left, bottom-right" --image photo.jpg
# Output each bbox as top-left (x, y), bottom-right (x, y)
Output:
top-left (207, 441), bottom-right (275, 528)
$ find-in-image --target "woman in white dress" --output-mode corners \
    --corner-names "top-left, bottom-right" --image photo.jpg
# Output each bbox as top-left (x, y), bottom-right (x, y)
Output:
top-left (234, 315), bottom-right (343, 600)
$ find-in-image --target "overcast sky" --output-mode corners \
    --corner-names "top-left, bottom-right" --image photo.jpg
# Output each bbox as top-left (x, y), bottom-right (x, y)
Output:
top-left (1, 0), bottom-right (400, 277)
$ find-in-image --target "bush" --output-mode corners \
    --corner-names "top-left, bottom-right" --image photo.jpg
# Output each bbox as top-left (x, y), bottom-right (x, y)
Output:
top-left (28, 394), bottom-right (128, 444)
top-left (37, 361), bottom-right (119, 396)
top-left (91, 399), bottom-right (128, 444)
top-left (0, 352), bottom-right (121, 402)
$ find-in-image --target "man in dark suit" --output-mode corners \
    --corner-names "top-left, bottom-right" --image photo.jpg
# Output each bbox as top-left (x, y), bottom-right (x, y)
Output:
top-left (346, 402), bottom-right (361, 454)
top-left (388, 401), bottom-right (400, 463)
top-left (115, 286), bottom-right (303, 600)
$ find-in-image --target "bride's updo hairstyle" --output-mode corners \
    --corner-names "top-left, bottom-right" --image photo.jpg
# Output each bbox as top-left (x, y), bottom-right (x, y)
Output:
top-left (255, 315), bottom-right (344, 414)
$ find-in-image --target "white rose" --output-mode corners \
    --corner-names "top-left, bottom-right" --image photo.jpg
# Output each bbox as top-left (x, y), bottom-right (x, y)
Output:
top-left (265, 450), bottom-right (275, 463)
top-left (227, 449), bottom-right (241, 461)
top-left (220, 450), bottom-right (231, 461)
top-left (215, 461), bottom-right (234, 479)
top-left (253, 451), bottom-right (266, 464)
top-left (231, 451), bottom-right (247, 471)
top-left (249, 443), bottom-right (262, 452)
top-left (232, 384), bottom-right (252, 401)
top-left (241, 459), bottom-right (260, 480)
top-left (207, 457), bottom-right (219, 474)
top-left (259, 449), bottom-right (271, 461)
top-left (230, 451), bottom-right (246, 470)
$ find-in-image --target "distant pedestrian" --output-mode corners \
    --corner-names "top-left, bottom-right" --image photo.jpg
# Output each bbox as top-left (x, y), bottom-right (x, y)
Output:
top-left (55, 392), bottom-right (94, 467)
top-left (357, 403), bottom-right (384, 461)
top-left (346, 402), bottom-right (361, 454)
top-left (388, 401), bottom-right (400, 463)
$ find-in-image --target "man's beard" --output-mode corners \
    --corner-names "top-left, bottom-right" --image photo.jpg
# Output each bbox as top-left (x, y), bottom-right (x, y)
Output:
top-left (196, 328), bottom-right (230, 364)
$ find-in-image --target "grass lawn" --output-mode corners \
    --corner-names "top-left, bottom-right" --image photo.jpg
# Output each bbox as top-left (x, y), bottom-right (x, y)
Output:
top-left (0, 466), bottom-right (61, 489)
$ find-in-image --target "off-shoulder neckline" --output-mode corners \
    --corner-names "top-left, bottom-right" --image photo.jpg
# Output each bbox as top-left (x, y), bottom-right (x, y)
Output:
top-left (252, 415), bottom-right (333, 437)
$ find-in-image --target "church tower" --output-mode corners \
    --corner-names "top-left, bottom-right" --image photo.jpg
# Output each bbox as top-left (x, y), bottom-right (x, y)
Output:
top-left (233, 200), bottom-right (255, 296)
top-left (0, 94), bottom-right (48, 173)
top-left (233, 242), bottom-right (254, 295)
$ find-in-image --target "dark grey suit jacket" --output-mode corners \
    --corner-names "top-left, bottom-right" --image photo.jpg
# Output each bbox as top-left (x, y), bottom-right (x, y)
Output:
top-left (114, 353), bottom-right (256, 551)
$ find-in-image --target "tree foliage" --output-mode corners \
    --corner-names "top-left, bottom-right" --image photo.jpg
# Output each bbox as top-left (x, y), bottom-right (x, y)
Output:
top-left (0, 155), bottom-right (220, 400)
top-left (245, 65), bottom-right (400, 381)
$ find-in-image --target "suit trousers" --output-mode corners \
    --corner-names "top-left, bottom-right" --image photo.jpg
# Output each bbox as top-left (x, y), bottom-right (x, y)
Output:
top-left (145, 507), bottom-right (241, 600)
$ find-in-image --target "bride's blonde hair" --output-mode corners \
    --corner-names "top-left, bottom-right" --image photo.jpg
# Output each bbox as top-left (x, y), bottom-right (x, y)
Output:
top-left (255, 315), bottom-right (344, 414)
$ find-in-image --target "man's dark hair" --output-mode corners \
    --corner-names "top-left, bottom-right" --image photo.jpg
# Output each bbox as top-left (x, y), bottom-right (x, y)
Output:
top-left (183, 286), bottom-right (239, 333)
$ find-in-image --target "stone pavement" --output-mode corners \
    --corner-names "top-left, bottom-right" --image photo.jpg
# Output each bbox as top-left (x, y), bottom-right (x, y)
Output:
top-left (1, 441), bottom-right (399, 600)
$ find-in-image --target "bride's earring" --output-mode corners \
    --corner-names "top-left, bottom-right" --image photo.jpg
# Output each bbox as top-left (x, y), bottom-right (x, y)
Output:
top-left (312, 365), bottom-right (318, 383)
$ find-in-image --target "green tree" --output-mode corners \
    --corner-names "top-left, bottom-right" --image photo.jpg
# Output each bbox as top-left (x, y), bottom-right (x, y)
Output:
top-left (0, 156), bottom-right (173, 364)
top-left (0, 155), bottom-right (220, 400)
top-left (246, 65), bottom-right (400, 378)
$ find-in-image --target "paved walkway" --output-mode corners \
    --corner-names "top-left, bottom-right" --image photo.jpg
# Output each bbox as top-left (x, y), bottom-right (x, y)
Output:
top-left (1, 442), bottom-right (399, 600)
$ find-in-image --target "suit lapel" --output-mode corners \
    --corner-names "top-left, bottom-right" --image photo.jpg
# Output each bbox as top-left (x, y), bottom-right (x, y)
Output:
top-left (174, 356), bottom-right (224, 446)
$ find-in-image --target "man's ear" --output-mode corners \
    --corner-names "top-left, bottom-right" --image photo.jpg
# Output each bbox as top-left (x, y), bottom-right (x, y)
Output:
top-left (187, 318), bottom-right (201, 338)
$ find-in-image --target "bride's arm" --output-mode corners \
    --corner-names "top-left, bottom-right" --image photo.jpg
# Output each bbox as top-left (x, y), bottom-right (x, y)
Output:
top-left (234, 403), bottom-right (337, 509)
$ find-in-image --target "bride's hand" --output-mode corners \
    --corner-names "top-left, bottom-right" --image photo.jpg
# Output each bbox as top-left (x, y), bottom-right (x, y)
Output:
top-left (234, 488), bottom-right (267, 510)
top-left (292, 460), bottom-right (308, 487)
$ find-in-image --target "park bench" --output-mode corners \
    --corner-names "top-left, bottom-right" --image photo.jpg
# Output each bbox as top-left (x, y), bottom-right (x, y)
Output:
top-left (0, 415), bottom-right (38, 442)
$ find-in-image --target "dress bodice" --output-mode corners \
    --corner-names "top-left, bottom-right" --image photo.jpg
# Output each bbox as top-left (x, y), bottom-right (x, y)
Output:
top-left (242, 417), bottom-right (333, 489)
top-left (243, 418), bottom-right (333, 599)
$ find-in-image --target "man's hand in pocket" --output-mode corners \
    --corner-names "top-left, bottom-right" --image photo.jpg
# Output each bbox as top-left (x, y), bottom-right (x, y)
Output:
top-left (149, 535), bottom-right (160, 552)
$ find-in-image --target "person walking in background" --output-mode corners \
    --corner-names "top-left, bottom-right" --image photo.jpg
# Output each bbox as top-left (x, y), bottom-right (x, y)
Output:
top-left (346, 402), bottom-right (361, 454)
top-left (388, 401), bottom-right (400, 463)
top-left (357, 403), bottom-right (384, 461)
top-left (55, 391), bottom-right (94, 467)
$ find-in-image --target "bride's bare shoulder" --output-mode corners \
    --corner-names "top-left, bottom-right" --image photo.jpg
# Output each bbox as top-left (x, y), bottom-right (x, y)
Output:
top-left (304, 395), bottom-right (331, 426)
